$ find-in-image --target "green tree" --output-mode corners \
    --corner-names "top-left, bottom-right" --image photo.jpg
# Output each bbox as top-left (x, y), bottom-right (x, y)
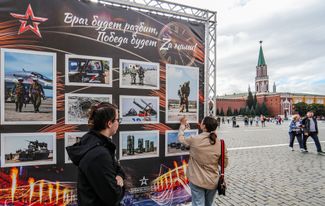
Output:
top-left (253, 93), bottom-right (257, 107)
top-left (260, 102), bottom-right (269, 116)
top-left (226, 107), bottom-right (233, 116)
top-left (308, 103), bottom-right (325, 116)
top-left (239, 107), bottom-right (245, 115)
top-left (250, 107), bottom-right (256, 116)
top-left (220, 108), bottom-right (225, 116)
top-left (293, 102), bottom-right (308, 116)
top-left (245, 106), bottom-right (250, 116)
top-left (234, 108), bottom-right (239, 116)
top-left (246, 91), bottom-right (254, 109)
top-left (255, 102), bottom-right (261, 116)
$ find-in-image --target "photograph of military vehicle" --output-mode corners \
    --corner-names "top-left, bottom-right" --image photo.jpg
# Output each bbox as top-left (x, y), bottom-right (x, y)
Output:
top-left (165, 130), bottom-right (198, 157)
top-left (166, 64), bottom-right (199, 123)
top-left (120, 59), bottom-right (159, 90)
top-left (65, 93), bottom-right (112, 124)
top-left (119, 131), bottom-right (159, 160)
top-left (1, 48), bottom-right (56, 125)
top-left (66, 54), bottom-right (112, 87)
top-left (1, 133), bottom-right (56, 167)
top-left (120, 95), bottom-right (159, 124)
top-left (64, 132), bottom-right (86, 163)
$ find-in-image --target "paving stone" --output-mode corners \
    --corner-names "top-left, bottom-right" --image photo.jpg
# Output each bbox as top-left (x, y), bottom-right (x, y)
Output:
top-left (214, 121), bottom-right (325, 205)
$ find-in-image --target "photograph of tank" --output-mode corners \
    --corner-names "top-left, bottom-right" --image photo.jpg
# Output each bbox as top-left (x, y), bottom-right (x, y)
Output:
top-left (165, 130), bottom-right (198, 157)
top-left (1, 133), bottom-right (56, 167)
top-left (120, 95), bottom-right (159, 124)
top-left (119, 130), bottom-right (159, 160)
top-left (119, 59), bottom-right (159, 90)
top-left (166, 64), bottom-right (199, 123)
top-left (0, 49), bottom-right (56, 125)
top-left (64, 132), bottom-right (86, 163)
top-left (65, 54), bottom-right (112, 87)
top-left (65, 93), bottom-right (112, 124)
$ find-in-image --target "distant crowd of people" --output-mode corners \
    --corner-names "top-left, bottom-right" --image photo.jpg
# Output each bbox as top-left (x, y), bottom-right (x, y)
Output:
top-left (216, 114), bottom-right (283, 128)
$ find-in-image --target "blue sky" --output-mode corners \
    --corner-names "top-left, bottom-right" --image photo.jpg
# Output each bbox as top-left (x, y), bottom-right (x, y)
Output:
top-left (4, 51), bottom-right (53, 78)
top-left (4, 134), bottom-right (54, 154)
top-left (167, 66), bottom-right (198, 100)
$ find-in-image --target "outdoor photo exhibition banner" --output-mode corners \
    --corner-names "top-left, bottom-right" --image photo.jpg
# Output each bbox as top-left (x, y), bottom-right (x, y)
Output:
top-left (0, 0), bottom-right (205, 205)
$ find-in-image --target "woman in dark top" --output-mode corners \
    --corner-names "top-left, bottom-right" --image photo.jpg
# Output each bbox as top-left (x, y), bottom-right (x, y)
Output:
top-left (66, 102), bottom-right (125, 206)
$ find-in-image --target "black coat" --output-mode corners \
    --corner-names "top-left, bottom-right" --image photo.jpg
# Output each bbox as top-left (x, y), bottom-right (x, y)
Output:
top-left (302, 117), bottom-right (318, 134)
top-left (66, 130), bottom-right (125, 206)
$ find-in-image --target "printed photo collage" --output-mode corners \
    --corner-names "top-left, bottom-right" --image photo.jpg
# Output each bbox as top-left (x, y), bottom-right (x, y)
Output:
top-left (0, 48), bottom-right (201, 167)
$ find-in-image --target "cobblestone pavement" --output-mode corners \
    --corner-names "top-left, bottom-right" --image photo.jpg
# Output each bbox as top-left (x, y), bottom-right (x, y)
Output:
top-left (214, 120), bottom-right (325, 206)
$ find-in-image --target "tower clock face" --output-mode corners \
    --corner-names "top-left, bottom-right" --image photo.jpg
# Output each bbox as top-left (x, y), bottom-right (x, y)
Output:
top-left (158, 22), bottom-right (197, 66)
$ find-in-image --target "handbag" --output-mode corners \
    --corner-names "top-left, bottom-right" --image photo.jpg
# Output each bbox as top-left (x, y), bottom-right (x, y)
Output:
top-left (217, 139), bottom-right (226, 196)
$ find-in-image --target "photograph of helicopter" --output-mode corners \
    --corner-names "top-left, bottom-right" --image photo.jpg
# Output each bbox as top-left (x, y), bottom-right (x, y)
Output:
top-left (119, 59), bottom-right (159, 90)
top-left (1, 132), bottom-right (56, 167)
top-left (165, 129), bottom-right (198, 157)
top-left (65, 54), bottom-right (112, 87)
top-left (119, 95), bottom-right (159, 124)
top-left (65, 93), bottom-right (112, 124)
top-left (0, 48), bottom-right (56, 125)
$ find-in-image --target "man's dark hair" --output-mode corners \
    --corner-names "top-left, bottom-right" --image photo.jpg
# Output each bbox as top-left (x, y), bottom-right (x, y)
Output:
top-left (88, 102), bottom-right (117, 131)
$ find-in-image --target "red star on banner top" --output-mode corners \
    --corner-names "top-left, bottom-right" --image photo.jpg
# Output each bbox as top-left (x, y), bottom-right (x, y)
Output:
top-left (10, 4), bottom-right (48, 38)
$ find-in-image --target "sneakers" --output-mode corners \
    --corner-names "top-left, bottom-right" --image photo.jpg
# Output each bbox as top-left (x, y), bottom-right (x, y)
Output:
top-left (318, 151), bottom-right (325, 155)
top-left (301, 149), bottom-right (308, 153)
top-left (289, 147), bottom-right (294, 151)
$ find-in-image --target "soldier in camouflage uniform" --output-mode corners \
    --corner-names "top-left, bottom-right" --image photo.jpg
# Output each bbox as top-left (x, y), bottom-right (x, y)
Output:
top-left (138, 66), bottom-right (145, 85)
top-left (12, 77), bottom-right (26, 112)
top-left (29, 78), bottom-right (45, 113)
top-left (180, 81), bottom-right (190, 112)
top-left (130, 65), bottom-right (137, 85)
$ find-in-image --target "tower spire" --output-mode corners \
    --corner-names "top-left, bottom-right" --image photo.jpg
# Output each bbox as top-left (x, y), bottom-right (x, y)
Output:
top-left (257, 40), bottom-right (266, 66)
top-left (255, 40), bottom-right (269, 94)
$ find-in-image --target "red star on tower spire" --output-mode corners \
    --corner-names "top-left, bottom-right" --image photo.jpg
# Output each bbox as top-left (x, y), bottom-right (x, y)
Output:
top-left (10, 4), bottom-right (48, 38)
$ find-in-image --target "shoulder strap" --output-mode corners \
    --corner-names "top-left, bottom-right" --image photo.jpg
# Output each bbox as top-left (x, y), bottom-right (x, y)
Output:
top-left (220, 139), bottom-right (225, 176)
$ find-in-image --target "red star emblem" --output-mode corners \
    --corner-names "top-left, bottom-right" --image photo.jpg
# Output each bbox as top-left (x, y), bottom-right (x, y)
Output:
top-left (10, 4), bottom-right (48, 38)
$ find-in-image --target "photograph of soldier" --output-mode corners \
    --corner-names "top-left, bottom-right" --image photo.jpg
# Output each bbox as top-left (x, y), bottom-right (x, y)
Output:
top-left (120, 59), bottom-right (159, 89)
top-left (165, 130), bottom-right (198, 157)
top-left (119, 131), bottom-right (159, 160)
top-left (1, 133), bottom-right (56, 167)
top-left (65, 93), bottom-right (112, 124)
top-left (166, 64), bottom-right (199, 123)
top-left (178, 81), bottom-right (190, 112)
top-left (12, 77), bottom-right (26, 112)
top-left (29, 77), bottom-right (45, 113)
top-left (0, 49), bottom-right (56, 125)
top-left (64, 132), bottom-right (86, 163)
top-left (66, 54), bottom-right (112, 87)
top-left (120, 95), bottom-right (159, 124)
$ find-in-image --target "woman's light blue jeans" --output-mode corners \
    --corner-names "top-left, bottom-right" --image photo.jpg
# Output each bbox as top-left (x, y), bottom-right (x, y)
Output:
top-left (189, 182), bottom-right (217, 206)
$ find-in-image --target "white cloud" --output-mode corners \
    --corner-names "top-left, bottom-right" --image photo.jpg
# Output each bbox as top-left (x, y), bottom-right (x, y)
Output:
top-left (176, 0), bottom-right (325, 95)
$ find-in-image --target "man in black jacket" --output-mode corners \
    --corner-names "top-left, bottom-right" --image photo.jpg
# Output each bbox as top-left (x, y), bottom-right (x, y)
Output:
top-left (301, 111), bottom-right (325, 155)
top-left (66, 102), bottom-right (125, 205)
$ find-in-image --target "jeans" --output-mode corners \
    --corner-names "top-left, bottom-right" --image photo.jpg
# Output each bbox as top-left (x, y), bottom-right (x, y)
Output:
top-left (189, 182), bottom-right (217, 206)
top-left (289, 132), bottom-right (303, 148)
top-left (303, 132), bottom-right (323, 152)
